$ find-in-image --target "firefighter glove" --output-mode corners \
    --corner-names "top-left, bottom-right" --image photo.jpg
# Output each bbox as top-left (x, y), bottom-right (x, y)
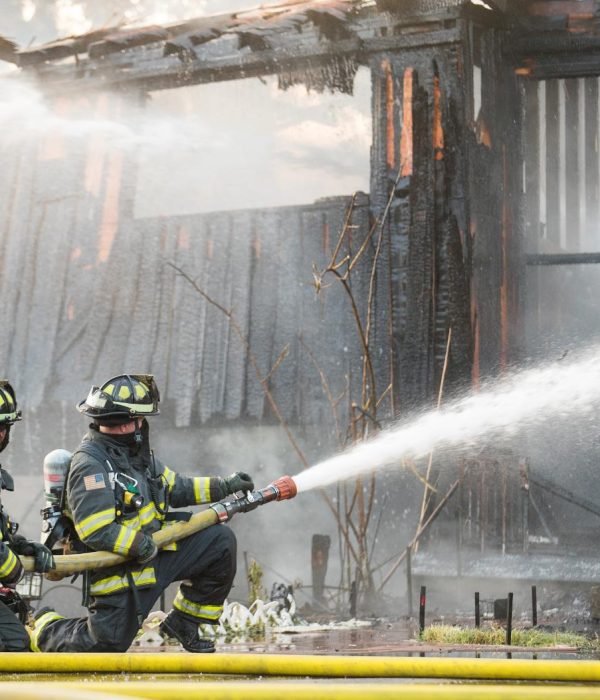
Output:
top-left (12, 537), bottom-right (55, 573)
top-left (223, 471), bottom-right (254, 495)
top-left (136, 535), bottom-right (158, 564)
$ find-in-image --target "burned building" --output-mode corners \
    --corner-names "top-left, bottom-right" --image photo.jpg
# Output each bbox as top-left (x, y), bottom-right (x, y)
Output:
top-left (2, 0), bottom-right (600, 610)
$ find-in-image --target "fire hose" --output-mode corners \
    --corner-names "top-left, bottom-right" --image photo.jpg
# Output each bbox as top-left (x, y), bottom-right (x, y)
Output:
top-left (19, 476), bottom-right (297, 575)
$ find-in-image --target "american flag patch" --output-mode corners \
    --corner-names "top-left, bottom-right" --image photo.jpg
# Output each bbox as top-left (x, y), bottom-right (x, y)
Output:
top-left (83, 473), bottom-right (106, 491)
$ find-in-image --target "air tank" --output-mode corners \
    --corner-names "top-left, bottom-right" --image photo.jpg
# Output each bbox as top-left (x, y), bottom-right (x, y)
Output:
top-left (43, 449), bottom-right (72, 506)
top-left (40, 449), bottom-right (72, 550)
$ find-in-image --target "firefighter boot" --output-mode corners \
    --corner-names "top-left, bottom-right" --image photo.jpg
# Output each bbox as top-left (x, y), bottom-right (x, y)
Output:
top-left (159, 610), bottom-right (215, 653)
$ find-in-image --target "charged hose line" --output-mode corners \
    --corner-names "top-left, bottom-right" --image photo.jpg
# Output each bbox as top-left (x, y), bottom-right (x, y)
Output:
top-left (1, 654), bottom-right (600, 681)
top-left (0, 682), bottom-right (599, 700)
top-left (20, 508), bottom-right (220, 575)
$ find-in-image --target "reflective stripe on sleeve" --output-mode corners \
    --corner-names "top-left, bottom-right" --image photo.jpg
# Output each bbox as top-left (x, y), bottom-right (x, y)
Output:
top-left (193, 477), bottom-right (211, 504)
top-left (113, 525), bottom-right (137, 556)
top-left (74, 507), bottom-right (115, 540)
top-left (0, 547), bottom-right (19, 578)
top-left (162, 466), bottom-right (176, 488)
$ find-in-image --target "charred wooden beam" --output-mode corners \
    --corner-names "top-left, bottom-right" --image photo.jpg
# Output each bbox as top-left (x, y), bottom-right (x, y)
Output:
top-left (23, 20), bottom-right (461, 96)
top-left (16, 27), bottom-right (122, 66)
top-left (510, 34), bottom-right (600, 79)
top-left (88, 26), bottom-right (170, 60)
top-left (0, 35), bottom-right (18, 64)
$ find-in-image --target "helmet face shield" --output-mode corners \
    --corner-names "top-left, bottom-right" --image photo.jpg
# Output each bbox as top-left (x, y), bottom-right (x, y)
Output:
top-left (78, 374), bottom-right (160, 420)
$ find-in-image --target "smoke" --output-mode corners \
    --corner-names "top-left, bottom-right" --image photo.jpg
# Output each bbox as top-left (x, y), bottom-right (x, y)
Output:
top-left (10, 0), bottom-right (291, 47)
top-left (53, 0), bottom-right (93, 36)
top-left (21, 0), bottom-right (36, 23)
top-left (0, 74), bottom-right (223, 155)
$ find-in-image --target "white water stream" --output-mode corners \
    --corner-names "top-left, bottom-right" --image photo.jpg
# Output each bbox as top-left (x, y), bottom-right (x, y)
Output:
top-left (293, 347), bottom-right (600, 492)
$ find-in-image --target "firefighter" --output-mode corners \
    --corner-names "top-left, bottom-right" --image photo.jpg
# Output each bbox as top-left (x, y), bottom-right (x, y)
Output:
top-left (31, 374), bottom-right (253, 653)
top-left (0, 381), bottom-right (55, 651)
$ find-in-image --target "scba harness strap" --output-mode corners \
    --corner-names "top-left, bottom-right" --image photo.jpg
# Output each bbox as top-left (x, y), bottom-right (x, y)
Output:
top-left (46, 439), bottom-right (171, 552)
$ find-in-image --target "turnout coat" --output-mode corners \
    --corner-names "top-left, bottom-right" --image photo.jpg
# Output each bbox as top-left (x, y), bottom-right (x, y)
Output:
top-left (66, 426), bottom-right (222, 597)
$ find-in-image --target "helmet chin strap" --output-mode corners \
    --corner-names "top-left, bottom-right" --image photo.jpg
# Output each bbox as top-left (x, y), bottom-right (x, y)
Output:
top-left (133, 418), bottom-right (143, 446)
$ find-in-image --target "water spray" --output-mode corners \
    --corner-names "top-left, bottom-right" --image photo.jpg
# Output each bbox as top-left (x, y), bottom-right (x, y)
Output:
top-left (24, 476), bottom-right (298, 576)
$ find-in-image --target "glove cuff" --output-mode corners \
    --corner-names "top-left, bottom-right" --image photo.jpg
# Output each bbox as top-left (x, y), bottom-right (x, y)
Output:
top-left (209, 477), bottom-right (227, 502)
top-left (8, 534), bottom-right (28, 555)
top-left (2, 556), bottom-right (24, 585)
top-left (134, 534), bottom-right (158, 564)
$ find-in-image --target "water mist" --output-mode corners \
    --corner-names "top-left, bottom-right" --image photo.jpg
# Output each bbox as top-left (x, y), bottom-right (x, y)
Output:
top-left (292, 346), bottom-right (600, 492)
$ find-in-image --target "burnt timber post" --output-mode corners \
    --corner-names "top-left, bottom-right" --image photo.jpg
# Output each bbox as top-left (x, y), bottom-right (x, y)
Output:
top-left (369, 6), bottom-right (523, 416)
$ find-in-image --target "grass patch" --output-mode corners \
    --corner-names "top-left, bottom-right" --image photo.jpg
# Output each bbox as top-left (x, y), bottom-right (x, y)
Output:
top-left (421, 624), bottom-right (599, 650)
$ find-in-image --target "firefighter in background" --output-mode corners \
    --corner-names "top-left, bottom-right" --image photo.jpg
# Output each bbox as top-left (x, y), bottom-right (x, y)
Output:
top-left (32, 374), bottom-right (253, 653)
top-left (0, 381), bottom-right (55, 652)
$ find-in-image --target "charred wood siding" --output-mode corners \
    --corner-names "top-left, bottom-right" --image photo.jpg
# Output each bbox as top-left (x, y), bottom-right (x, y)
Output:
top-left (0, 113), bottom-right (371, 435)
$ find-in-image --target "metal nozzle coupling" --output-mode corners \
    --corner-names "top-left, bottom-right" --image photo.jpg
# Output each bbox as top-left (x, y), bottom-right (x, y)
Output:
top-left (210, 475), bottom-right (298, 523)
top-left (272, 475), bottom-right (297, 501)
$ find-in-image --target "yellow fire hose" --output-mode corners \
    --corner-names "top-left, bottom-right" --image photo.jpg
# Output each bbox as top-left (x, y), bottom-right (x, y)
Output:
top-left (1, 682), bottom-right (600, 700)
top-left (0, 653), bottom-right (599, 681)
top-left (20, 508), bottom-right (219, 575)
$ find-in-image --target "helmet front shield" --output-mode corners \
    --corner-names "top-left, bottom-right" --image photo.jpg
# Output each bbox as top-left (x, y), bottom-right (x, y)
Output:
top-left (78, 374), bottom-right (160, 419)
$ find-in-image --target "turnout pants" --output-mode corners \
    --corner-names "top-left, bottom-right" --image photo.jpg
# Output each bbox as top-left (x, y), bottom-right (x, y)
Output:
top-left (0, 599), bottom-right (30, 652)
top-left (37, 523), bottom-right (236, 653)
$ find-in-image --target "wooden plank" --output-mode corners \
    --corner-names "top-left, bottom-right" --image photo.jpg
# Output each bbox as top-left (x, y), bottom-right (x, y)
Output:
top-left (168, 216), bottom-right (208, 427)
top-left (584, 77), bottom-right (599, 249)
top-left (523, 80), bottom-right (541, 345)
top-left (149, 217), bottom-right (180, 390)
top-left (544, 80), bottom-right (560, 249)
top-left (223, 211), bottom-right (253, 420)
top-left (564, 77), bottom-right (580, 250)
top-left (245, 209), bottom-right (279, 420)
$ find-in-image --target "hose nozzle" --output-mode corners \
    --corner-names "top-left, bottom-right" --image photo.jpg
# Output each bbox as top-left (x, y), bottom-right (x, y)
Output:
top-left (210, 474), bottom-right (298, 522)
top-left (272, 475), bottom-right (297, 501)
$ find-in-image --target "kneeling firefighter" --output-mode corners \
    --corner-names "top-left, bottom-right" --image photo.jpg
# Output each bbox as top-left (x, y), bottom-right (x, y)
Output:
top-left (0, 381), bottom-right (54, 651)
top-left (32, 374), bottom-right (253, 653)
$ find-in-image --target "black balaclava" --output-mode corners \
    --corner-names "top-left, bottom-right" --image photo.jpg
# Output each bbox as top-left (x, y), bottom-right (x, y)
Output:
top-left (0, 425), bottom-right (10, 453)
top-left (94, 418), bottom-right (150, 457)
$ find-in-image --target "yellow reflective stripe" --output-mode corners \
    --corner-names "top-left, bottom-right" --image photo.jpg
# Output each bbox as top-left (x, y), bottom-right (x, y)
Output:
top-left (115, 401), bottom-right (155, 413)
top-left (173, 591), bottom-right (222, 620)
top-left (0, 548), bottom-right (18, 578)
top-left (113, 525), bottom-right (137, 556)
top-left (138, 502), bottom-right (158, 526)
top-left (162, 466), bottom-right (176, 488)
top-left (122, 502), bottom-right (161, 529)
top-left (0, 411), bottom-right (18, 422)
top-left (90, 566), bottom-right (156, 596)
top-left (120, 514), bottom-right (140, 528)
top-left (75, 507), bottom-right (115, 540)
top-left (193, 477), bottom-right (211, 504)
top-left (30, 610), bottom-right (65, 652)
top-left (0, 529), bottom-right (3, 541)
